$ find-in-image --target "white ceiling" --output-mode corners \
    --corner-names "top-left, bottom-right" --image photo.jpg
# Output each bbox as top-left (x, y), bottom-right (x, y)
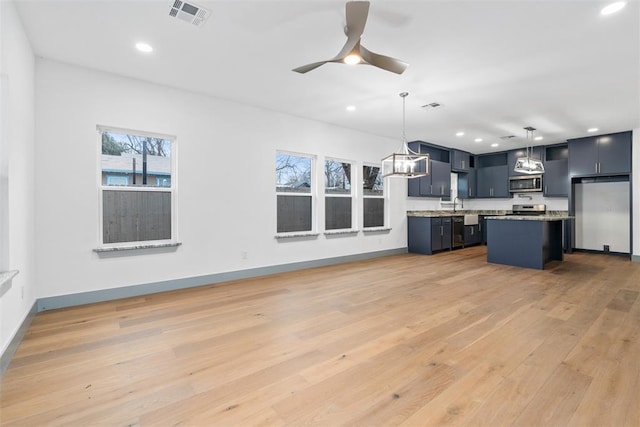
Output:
top-left (14, 0), bottom-right (640, 153)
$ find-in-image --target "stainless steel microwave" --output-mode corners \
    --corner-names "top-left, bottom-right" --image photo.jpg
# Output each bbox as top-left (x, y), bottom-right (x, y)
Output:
top-left (509, 175), bottom-right (543, 192)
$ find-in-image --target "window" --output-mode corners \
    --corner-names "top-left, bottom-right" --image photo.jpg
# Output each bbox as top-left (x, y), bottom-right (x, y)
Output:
top-left (276, 152), bottom-right (313, 233)
top-left (324, 159), bottom-right (353, 230)
top-left (156, 177), bottom-right (171, 187)
top-left (106, 175), bottom-right (129, 186)
top-left (363, 164), bottom-right (384, 228)
top-left (98, 127), bottom-right (175, 246)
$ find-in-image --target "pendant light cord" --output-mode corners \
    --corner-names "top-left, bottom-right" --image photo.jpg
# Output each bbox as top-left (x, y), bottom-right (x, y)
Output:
top-left (399, 91), bottom-right (409, 153)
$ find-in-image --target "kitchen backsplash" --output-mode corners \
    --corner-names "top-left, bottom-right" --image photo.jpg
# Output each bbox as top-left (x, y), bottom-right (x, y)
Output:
top-left (406, 192), bottom-right (568, 212)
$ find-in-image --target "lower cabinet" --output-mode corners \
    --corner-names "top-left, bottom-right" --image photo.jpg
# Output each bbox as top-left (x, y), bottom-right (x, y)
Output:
top-left (408, 216), bottom-right (452, 255)
top-left (464, 224), bottom-right (481, 246)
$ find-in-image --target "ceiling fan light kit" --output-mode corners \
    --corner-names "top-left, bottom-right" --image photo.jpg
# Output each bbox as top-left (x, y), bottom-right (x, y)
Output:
top-left (382, 92), bottom-right (429, 178)
top-left (293, 1), bottom-right (408, 75)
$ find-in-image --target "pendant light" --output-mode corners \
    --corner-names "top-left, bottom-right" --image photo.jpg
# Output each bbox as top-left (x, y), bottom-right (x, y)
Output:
top-left (513, 126), bottom-right (545, 174)
top-left (382, 92), bottom-right (429, 178)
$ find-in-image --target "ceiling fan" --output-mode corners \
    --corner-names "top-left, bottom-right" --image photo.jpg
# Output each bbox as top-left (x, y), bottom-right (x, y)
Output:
top-left (292, 1), bottom-right (408, 75)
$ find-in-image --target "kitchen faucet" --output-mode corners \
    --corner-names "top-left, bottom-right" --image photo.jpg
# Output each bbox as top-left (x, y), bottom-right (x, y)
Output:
top-left (453, 197), bottom-right (463, 212)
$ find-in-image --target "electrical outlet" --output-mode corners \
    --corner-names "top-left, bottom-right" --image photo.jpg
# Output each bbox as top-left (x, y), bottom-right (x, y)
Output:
top-left (241, 251), bottom-right (248, 260)
top-left (603, 245), bottom-right (610, 253)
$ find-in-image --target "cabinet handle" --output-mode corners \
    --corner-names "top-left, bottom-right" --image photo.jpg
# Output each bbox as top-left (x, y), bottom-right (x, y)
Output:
top-left (545, 185), bottom-right (548, 194)
top-left (440, 225), bottom-right (443, 236)
top-left (595, 162), bottom-right (598, 173)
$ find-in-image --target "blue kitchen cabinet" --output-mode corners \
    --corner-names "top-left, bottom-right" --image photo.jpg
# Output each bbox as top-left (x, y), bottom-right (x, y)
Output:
top-left (568, 131), bottom-right (631, 176)
top-left (476, 152), bottom-right (509, 198)
top-left (451, 149), bottom-right (473, 172)
top-left (407, 142), bottom-right (451, 198)
top-left (543, 144), bottom-right (569, 197)
top-left (408, 216), bottom-right (452, 254)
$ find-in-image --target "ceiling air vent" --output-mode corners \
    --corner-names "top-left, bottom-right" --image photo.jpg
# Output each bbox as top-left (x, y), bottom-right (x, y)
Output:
top-left (169, 0), bottom-right (210, 27)
top-left (500, 135), bottom-right (516, 140)
top-left (421, 102), bottom-right (442, 109)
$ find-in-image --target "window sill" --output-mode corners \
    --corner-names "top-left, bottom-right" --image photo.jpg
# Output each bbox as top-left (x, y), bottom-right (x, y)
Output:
top-left (324, 230), bottom-right (359, 236)
top-left (94, 242), bottom-right (182, 252)
top-left (362, 227), bottom-right (392, 233)
top-left (0, 270), bottom-right (19, 298)
top-left (275, 232), bottom-right (320, 240)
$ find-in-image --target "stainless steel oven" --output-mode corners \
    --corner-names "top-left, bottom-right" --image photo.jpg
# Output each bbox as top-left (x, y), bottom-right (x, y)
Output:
top-left (507, 204), bottom-right (546, 216)
top-left (509, 175), bottom-right (543, 193)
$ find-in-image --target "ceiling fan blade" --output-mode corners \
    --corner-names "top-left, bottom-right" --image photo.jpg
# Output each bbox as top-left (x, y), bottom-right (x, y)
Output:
top-left (345, 1), bottom-right (369, 39)
top-left (292, 60), bottom-right (331, 74)
top-left (359, 44), bottom-right (408, 74)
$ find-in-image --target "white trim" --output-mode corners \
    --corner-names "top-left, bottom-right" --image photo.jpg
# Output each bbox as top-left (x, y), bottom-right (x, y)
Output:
top-left (96, 124), bottom-right (176, 141)
top-left (362, 162), bottom-right (386, 229)
top-left (94, 242), bottom-right (182, 252)
top-left (362, 227), bottom-right (392, 233)
top-left (323, 157), bottom-right (355, 232)
top-left (275, 151), bottom-right (316, 234)
top-left (274, 232), bottom-right (320, 239)
top-left (101, 186), bottom-right (172, 193)
top-left (97, 126), bottom-right (177, 248)
top-left (324, 229), bottom-right (359, 236)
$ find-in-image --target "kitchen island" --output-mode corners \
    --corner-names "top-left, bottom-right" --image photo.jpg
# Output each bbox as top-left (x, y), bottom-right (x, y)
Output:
top-left (485, 215), bottom-right (573, 270)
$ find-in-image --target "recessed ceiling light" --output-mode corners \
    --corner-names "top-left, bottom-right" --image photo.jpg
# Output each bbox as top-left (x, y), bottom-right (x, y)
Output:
top-left (346, 105), bottom-right (356, 112)
top-left (601, 1), bottom-right (626, 15)
top-left (474, 138), bottom-right (483, 142)
top-left (534, 136), bottom-right (543, 141)
top-left (135, 42), bottom-right (153, 53)
top-left (491, 143), bottom-right (499, 147)
top-left (588, 127), bottom-right (599, 132)
top-left (456, 131), bottom-right (465, 137)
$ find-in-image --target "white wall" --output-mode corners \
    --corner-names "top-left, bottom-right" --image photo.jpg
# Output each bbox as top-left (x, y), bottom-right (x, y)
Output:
top-left (0, 2), bottom-right (37, 356)
top-left (34, 59), bottom-right (408, 300)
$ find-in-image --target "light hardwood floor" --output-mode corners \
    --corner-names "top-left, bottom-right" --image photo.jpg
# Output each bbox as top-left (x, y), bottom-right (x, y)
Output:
top-left (1, 247), bottom-right (639, 426)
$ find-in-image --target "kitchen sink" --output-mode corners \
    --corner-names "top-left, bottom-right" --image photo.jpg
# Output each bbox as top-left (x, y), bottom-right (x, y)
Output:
top-left (464, 214), bottom-right (479, 226)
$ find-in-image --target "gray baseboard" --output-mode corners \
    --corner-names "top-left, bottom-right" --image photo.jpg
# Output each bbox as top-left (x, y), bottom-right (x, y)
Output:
top-left (37, 248), bottom-right (408, 311)
top-left (1, 301), bottom-right (37, 377)
top-left (632, 254), bottom-right (640, 263)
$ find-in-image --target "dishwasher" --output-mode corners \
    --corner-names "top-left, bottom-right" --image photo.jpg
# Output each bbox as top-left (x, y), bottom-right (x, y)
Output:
top-left (452, 216), bottom-right (464, 248)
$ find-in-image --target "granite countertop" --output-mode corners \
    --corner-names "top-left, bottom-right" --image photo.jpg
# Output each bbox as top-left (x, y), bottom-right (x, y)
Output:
top-left (407, 210), bottom-right (508, 217)
top-left (485, 215), bottom-right (574, 221)
top-left (407, 210), bottom-right (570, 219)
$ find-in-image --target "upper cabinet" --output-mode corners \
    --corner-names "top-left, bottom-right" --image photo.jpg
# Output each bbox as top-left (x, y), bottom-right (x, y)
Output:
top-left (543, 144), bottom-right (569, 197)
top-left (507, 146), bottom-right (544, 177)
top-left (407, 141), bottom-right (451, 198)
top-left (457, 168), bottom-right (477, 199)
top-left (568, 131), bottom-right (631, 176)
top-left (476, 153), bottom-right (509, 198)
top-left (451, 149), bottom-right (474, 172)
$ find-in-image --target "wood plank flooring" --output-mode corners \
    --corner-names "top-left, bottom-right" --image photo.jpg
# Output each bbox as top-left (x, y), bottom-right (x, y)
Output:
top-left (1, 247), bottom-right (639, 426)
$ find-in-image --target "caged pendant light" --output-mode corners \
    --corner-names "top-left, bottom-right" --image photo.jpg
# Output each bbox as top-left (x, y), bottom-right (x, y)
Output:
top-left (513, 126), bottom-right (545, 174)
top-left (382, 92), bottom-right (429, 178)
